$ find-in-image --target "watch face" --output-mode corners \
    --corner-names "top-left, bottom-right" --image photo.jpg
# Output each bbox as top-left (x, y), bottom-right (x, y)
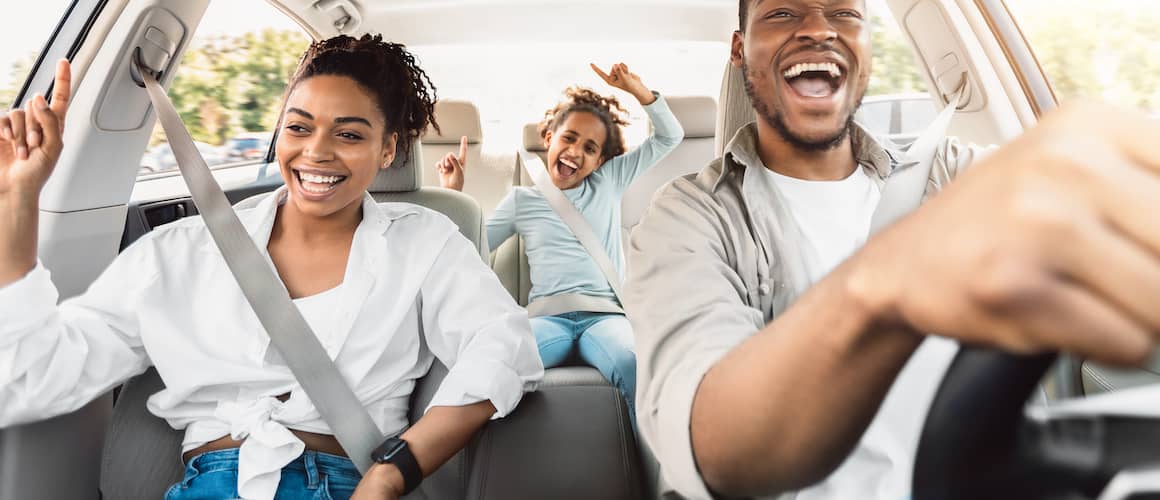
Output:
top-left (374, 437), bottom-right (407, 462)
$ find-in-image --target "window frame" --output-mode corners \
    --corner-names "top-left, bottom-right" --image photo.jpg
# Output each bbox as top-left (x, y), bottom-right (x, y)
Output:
top-left (10, 0), bottom-right (108, 110)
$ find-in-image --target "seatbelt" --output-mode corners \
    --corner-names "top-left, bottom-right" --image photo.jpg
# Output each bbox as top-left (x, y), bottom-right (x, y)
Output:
top-left (133, 54), bottom-right (382, 474)
top-left (517, 150), bottom-right (626, 317)
top-left (869, 85), bottom-right (965, 234)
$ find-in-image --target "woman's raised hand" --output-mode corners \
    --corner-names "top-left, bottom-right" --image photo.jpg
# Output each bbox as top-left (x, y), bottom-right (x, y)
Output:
top-left (590, 62), bottom-right (654, 105)
top-left (435, 136), bottom-right (468, 192)
top-left (0, 59), bottom-right (71, 200)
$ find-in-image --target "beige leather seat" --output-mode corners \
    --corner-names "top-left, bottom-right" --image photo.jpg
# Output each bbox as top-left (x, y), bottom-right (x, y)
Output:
top-left (620, 95), bottom-right (717, 254)
top-left (716, 60), bottom-right (757, 156)
top-left (423, 99), bottom-right (517, 217)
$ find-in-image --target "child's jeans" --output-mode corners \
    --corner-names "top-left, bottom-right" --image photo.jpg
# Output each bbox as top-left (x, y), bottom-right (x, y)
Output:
top-left (531, 311), bottom-right (637, 425)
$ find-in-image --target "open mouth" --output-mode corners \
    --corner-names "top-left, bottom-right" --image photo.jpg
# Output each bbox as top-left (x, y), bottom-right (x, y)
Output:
top-left (782, 61), bottom-right (846, 99)
top-left (555, 157), bottom-right (580, 179)
top-left (293, 169), bottom-right (349, 195)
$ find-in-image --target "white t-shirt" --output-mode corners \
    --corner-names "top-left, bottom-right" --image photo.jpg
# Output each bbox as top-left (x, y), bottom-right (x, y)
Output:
top-left (763, 165), bottom-right (958, 500)
top-left (763, 166), bottom-right (880, 282)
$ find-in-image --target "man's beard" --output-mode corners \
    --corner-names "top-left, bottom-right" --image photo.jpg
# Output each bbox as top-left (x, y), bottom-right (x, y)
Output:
top-left (742, 61), bottom-right (860, 153)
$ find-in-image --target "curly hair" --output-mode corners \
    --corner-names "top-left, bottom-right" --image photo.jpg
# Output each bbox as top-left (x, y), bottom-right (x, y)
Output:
top-left (284, 34), bottom-right (438, 158)
top-left (538, 87), bottom-right (630, 161)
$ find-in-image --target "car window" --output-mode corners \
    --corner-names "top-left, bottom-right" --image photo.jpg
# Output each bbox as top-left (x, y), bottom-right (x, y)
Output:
top-left (855, 100), bottom-right (896, 136)
top-left (0, 0), bottom-right (73, 109)
top-left (137, 1), bottom-right (310, 178)
top-left (898, 98), bottom-right (938, 133)
top-left (1007, 0), bottom-right (1160, 114)
top-left (862, 1), bottom-right (933, 140)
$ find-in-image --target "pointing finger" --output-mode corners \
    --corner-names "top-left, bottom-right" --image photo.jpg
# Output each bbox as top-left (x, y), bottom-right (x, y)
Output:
top-left (590, 63), bottom-right (612, 83)
top-left (457, 136), bottom-right (468, 164)
top-left (49, 59), bottom-right (71, 129)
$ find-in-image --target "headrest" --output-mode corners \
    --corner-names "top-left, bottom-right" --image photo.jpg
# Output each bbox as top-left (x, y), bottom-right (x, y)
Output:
top-left (370, 138), bottom-right (424, 193)
top-left (666, 95), bottom-right (718, 139)
top-left (523, 122), bottom-right (546, 152)
top-left (715, 61), bottom-right (757, 157)
top-left (424, 100), bottom-right (483, 145)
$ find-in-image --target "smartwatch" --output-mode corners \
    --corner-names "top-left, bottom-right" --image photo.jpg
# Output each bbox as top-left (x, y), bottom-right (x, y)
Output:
top-left (371, 436), bottom-right (422, 495)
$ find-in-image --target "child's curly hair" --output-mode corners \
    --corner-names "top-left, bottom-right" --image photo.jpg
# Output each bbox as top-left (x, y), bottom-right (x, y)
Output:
top-left (285, 34), bottom-right (438, 158)
top-left (539, 87), bottom-right (630, 161)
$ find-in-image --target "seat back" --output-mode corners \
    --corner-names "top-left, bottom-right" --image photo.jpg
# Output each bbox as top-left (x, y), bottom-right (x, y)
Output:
top-left (422, 100), bottom-right (516, 217)
top-left (489, 124), bottom-right (545, 306)
top-left (620, 95), bottom-right (717, 253)
top-left (716, 60), bottom-right (757, 157)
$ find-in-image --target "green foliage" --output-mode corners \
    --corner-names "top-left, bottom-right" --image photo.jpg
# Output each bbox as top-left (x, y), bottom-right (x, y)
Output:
top-left (1, 53), bottom-right (37, 110)
top-left (164, 28), bottom-right (309, 145)
top-left (1011, 0), bottom-right (1160, 111)
top-left (868, 15), bottom-right (927, 96)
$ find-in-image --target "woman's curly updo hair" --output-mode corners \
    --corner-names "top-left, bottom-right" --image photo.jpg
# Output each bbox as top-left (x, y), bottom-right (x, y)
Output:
top-left (285, 34), bottom-right (438, 158)
top-left (539, 87), bottom-right (630, 161)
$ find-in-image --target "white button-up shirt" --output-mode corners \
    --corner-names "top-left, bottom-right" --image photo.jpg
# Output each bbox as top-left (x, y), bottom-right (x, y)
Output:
top-left (0, 188), bottom-right (544, 499)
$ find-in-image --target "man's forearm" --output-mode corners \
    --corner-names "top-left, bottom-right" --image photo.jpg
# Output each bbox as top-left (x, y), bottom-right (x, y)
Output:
top-left (0, 192), bottom-right (39, 286)
top-left (691, 258), bottom-right (922, 497)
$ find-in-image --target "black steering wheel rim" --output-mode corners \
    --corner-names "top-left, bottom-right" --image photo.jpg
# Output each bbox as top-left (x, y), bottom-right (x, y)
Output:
top-left (910, 348), bottom-right (1136, 500)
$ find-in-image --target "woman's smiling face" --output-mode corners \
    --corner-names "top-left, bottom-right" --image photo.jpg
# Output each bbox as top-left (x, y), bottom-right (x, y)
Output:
top-left (275, 74), bottom-right (398, 218)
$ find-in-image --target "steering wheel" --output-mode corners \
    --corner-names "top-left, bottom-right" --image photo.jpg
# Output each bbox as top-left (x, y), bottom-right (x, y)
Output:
top-left (912, 348), bottom-right (1160, 500)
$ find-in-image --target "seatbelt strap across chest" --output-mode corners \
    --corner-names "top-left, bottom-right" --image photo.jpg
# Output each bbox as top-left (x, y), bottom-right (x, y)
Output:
top-left (518, 150), bottom-right (626, 315)
top-left (869, 86), bottom-right (965, 234)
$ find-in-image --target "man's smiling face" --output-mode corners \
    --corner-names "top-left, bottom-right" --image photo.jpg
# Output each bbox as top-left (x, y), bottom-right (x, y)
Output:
top-left (734, 0), bottom-right (872, 151)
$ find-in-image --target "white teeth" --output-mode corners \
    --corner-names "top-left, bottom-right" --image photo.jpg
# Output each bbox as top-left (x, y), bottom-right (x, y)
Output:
top-left (560, 158), bottom-right (578, 169)
top-left (300, 172), bottom-right (342, 184)
top-left (783, 62), bottom-right (842, 79)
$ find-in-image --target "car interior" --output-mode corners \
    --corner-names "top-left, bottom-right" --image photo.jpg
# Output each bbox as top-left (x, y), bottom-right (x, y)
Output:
top-left (1, 0), bottom-right (1158, 499)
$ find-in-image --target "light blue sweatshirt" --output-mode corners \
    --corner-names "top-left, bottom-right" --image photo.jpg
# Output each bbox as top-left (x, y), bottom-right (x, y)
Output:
top-left (487, 94), bottom-right (685, 305)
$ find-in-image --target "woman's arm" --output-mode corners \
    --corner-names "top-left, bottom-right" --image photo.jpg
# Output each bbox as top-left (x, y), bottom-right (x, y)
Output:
top-left (352, 225), bottom-right (544, 498)
top-left (0, 60), bottom-right (70, 285)
top-left (354, 401), bottom-right (496, 498)
top-left (0, 61), bottom-right (152, 426)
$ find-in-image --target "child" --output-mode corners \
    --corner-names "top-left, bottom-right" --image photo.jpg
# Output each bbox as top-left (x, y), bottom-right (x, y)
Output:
top-left (437, 63), bottom-right (684, 422)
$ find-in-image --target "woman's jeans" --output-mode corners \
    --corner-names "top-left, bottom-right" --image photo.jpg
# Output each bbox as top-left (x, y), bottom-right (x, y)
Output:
top-left (531, 312), bottom-right (637, 424)
top-left (165, 449), bottom-right (361, 500)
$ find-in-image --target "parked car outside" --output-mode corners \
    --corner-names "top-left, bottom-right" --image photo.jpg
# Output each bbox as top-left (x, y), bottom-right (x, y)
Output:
top-left (224, 133), bottom-right (272, 162)
top-left (138, 141), bottom-right (225, 174)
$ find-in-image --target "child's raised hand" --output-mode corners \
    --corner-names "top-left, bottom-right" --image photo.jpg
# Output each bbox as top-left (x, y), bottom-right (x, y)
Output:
top-left (435, 136), bottom-right (467, 192)
top-left (590, 63), bottom-right (654, 105)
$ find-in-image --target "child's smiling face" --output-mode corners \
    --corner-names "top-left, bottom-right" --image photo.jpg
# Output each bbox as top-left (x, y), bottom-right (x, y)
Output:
top-left (543, 111), bottom-right (608, 190)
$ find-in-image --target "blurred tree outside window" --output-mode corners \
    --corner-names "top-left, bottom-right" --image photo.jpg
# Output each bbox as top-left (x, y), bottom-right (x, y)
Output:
top-left (1008, 0), bottom-right (1160, 114)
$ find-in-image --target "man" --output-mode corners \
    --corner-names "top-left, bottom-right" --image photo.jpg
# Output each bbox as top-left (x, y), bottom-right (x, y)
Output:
top-left (625, 0), bottom-right (1160, 499)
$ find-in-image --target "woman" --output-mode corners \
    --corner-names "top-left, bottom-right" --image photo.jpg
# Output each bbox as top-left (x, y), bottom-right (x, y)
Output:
top-left (0, 35), bottom-right (543, 500)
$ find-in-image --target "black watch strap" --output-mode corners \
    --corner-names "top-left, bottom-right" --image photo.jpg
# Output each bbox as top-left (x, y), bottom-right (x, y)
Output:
top-left (371, 437), bottom-right (422, 495)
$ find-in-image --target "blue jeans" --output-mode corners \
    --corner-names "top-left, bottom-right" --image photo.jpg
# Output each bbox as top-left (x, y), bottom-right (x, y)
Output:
top-left (165, 449), bottom-right (361, 500)
top-left (532, 312), bottom-right (637, 423)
